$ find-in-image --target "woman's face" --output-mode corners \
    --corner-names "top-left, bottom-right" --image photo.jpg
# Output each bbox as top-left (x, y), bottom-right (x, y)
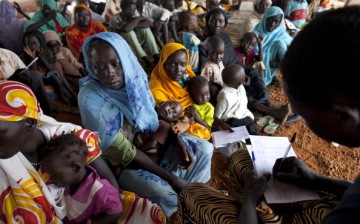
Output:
top-left (164, 50), bottom-right (187, 82)
top-left (75, 8), bottom-right (90, 28)
top-left (208, 12), bottom-right (226, 35)
top-left (0, 119), bottom-right (33, 159)
top-left (25, 35), bottom-right (41, 53)
top-left (47, 40), bottom-right (61, 56)
top-left (89, 41), bottom-right (125, 90)
top-left (42, 4), bottom-right (52, 16)
top-left (265, 14), bottom-right (282, 32)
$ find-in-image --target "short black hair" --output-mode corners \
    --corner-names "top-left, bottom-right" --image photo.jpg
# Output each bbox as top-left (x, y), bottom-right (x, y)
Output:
top-left (41, 133), bottom-right (88, 166)
top-left (222, 64), bottom-right (245, 86)
top-left (241, 32), bottom-right (257, 41)
top-left (178, 10), bottom-right (196, 30)
top-left (187, 76), bottom-right (209, 92)
top-left (23, 29), bottom-right (46, 49)
top-left (207, 36), bottom-right (225, 52)
top-left (281, 6), bottom-right (360, 107)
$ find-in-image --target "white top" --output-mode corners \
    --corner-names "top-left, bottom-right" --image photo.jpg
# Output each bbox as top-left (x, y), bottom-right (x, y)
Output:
top-left (215, 85), bottom-right (254, 121)
top-left (0, 48), bottom-right (26, 80)
top-left (135, 2), bottom-right (171, 22)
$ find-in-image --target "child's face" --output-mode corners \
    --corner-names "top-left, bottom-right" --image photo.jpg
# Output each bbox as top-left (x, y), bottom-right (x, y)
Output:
top-left (43, 154), bottom-right (82, 188)
top-left (189, 14), bottom-right (199, 32)
top-left (190, 84), bottom-right (211, 105)
top-left (158, 100), bottom-right (182, 122)
top-left (123, 0), bottom-right (137, 17)
top-left (208, 43), bottom-right (225, 64)
top-left (47, 40), bottom-right (61, 56)
top-left (163, 0), bottom-right (175, 11)
top-left (239, 36), bottom-right (257, 53)
top-left (25, 35), bottom-right (41, 53)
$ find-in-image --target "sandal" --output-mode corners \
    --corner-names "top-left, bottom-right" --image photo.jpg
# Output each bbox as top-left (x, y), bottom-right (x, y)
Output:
top-left (257, 115), bottom-right (275, 127)
top-left (264, 120), bottom-right (279, 134)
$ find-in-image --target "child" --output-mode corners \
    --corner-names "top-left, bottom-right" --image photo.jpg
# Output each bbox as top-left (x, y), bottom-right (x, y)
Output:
top-left (235, 32), bottom-right (265, 77)
top-left (179, 10), bottom-right (203, 73)
top-left (215, 64), bottom-right (259, 135)
top-left (42, 133), bottom-right (122, 224)
top-left (186, 76), bottom-right (214, 135)
top-left (200, 36), bottom-right (225, 85)
top-left (161, 0), bottom-right (182, 43)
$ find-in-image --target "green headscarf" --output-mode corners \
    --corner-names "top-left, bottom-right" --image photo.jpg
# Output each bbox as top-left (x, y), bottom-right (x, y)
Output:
top-left (25, 0), bottom-right (69, 32)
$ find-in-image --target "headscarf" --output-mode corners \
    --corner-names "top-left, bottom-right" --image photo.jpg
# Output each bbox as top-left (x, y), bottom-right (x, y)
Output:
top-left (43, 30), bottom-right (62, 46)
top-left (149, 43), bottom-right (195, 109)
top-left (65, 4), bottom-right (107, 60)
top-left (205, 8), bottom-right (228, 35)
top-left (252, 6), bottom-right (292, 49)
top-left (24, 0), bottom-right (69, 32)
top-left (252, 6), bottom-right (293, 86)
top-left (0, 0), bottom-right (26, 54)
top-left (79, 32), bottom-right (159, 150)
top-left (0, 81), bottom-right (41, 121)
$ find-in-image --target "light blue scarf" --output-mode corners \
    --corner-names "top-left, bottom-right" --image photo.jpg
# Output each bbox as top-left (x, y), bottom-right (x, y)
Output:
top-left (78, 32), bottom-right (159, 150)
top-left (252, 6), bottom-right (293, 86)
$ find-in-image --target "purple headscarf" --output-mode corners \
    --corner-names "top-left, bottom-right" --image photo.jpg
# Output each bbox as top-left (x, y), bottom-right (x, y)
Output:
top-left (0, 0), bottom-right (26, 54)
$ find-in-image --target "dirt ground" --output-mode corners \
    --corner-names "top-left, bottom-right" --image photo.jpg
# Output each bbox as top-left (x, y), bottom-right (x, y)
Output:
top-left (208, 80), bottom-right (360, 191)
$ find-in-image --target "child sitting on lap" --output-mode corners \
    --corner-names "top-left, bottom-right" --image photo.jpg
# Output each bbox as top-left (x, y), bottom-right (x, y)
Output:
top-left (215, 64), bottom-right (259, 135)
top-left (200, 36), bottom-right (225, 86)
top-left (42, 134), bottom-right (122, 224)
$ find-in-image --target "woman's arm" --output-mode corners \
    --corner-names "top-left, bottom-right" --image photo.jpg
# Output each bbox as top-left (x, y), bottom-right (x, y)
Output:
top-left (26, 10), bottom-right (57, 31)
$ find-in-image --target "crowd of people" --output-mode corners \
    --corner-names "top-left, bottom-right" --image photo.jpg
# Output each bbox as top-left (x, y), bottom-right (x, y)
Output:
top-left (0, 0), bottom-right (359, 223)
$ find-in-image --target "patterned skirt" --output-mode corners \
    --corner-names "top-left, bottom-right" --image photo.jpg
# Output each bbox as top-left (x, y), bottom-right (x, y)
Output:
top-left (171, 149), bottom-right (339, 224)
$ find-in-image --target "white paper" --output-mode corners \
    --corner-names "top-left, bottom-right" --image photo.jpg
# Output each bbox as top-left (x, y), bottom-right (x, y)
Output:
top-left (248, 135), bottom-right (320, 204)
top-left (211, 126), bottom-right (249, 148)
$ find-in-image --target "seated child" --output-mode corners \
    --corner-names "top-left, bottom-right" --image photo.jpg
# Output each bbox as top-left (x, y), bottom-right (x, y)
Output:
top-left (235, 32), bottom-right (265, 77)
top-left (215, 64), bottom-right (259, 135)
top-left (200, 36), bottom-right (225, 85)
top-left (185, 76), bottom-right (214, 140)
top-left (42, 134), bottom-right (122, 224)
top-left (161, 0), bottom-right (182, 43)
top-left (179, 10), bottom-right (204, 73)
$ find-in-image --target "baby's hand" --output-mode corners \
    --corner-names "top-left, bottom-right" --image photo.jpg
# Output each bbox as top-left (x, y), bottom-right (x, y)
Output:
top-left (257, 34), bottom-right (264, 43)
top-left (185, 105), bottom-right (196, 117)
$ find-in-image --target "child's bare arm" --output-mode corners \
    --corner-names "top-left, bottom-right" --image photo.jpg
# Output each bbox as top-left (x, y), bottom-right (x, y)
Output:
top-left (185, 106), bottom-right (209, 128)
top-left (87, 212), bottom-right (120, 224)
top-left (257, 34), bottom-right (263, 62)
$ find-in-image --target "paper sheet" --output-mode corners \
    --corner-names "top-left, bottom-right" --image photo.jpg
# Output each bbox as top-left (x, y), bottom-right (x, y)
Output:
top-left (211, 126), bottom-right (249, 148)
top-left (247, 135), bottom-right (320, 204)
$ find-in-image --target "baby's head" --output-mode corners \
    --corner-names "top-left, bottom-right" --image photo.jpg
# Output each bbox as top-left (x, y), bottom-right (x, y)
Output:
top-left (239, 32), bottom-right (257, 54)
top-left (179, 10), bottom-right (199, 32)
top-left (222, 64), bottom-right (247, 89)
top-left (207, 36), bottom-right (225, 64)
top-left (187, 76), bottom-right (211, 105)
top-left (42, 133), bottom-right (88, 188)
top-left (157, 100), bottom-right (183, 122)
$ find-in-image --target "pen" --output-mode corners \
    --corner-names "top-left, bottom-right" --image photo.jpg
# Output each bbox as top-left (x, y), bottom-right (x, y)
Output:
top-left (251, 150), bottom-right (257, 175)
top-left (26, 57), bottom-right (38, 69)
top-left (278, 132), bottom-right (297, 169)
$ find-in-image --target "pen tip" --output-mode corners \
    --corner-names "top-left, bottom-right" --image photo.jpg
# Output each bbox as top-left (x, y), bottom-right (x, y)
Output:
top-left (290, 132), bottom-right (297, 143)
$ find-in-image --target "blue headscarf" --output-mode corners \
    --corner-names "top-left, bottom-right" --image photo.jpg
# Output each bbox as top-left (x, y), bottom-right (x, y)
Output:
top-left (78, 32), bottom-right (159, 150)
top-left (252, 6), bottom-right (293, 86)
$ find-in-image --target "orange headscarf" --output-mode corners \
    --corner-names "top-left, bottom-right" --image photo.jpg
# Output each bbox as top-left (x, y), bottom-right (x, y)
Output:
top-left (149, 43), bottom-right (195, 109)
top-left (0, 81), bottom-right (41, 121)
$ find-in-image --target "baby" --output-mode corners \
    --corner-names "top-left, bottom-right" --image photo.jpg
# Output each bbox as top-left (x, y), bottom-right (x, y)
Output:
top-left (200, 36), bottom-right (225, 86)
top-left (215, 64), bottom-right (259, 135)
top-left (179, 10), bottom-right (203, 73)
top-left (42, 134), bottom-right (122, 224)
top-left (235, 32), bottom-right (265, 77)
top-left (186, 76), bottom-right (214, 141)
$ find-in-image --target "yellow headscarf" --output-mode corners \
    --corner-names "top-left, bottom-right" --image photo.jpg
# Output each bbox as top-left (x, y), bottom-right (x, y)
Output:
top-left (149, 43), bottom-right (195, 109)
top-left (0, 81), bottom-right (41, 121)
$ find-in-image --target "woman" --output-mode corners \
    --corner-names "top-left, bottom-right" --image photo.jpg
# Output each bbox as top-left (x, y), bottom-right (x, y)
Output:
top-left (78, 32), bottom-right (212, 217)
top-left (252, 6), bottom-right (293, 86)
top-left (0, 80), bottom-right (166, 223)
top-left (203, 8), bottom-right (292, 124)
top-left (66, 4), bottom-right (107, 63)
top-left (0, 0), bottom-right (26, 54)
top-left (25, 0), bottom-right (69, 34)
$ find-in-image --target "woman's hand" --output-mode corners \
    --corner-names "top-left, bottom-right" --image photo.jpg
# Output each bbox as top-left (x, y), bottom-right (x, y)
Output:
top-left (23, 47), bottom-right (37, 59)
top-left (272, 156), bottom-right (320, 190)
top-left (171, 116), bottom-right (190, 135)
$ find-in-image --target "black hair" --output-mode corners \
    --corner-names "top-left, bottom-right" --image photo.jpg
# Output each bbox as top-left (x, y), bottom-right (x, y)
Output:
top-left (178, 10), bottom-right (196, 30)
top-left (187, 76), bottom-right (209, 93)
top-left (23, 29), bottom-right (46, 50)
top-left (240, 32), bottom-right (257, 41)
top-left (207, 36), bottom-right (225, 52)
top-left (41, 133), bottom-right (88, 166)
top-left (222, 64), bottom-right (245, 86)
top-left (121, 0), bottom-right (135, 10)
top-left (281, 6), bottom-right (360, 107)
top-left (205, 8), bottom-right (228, 32)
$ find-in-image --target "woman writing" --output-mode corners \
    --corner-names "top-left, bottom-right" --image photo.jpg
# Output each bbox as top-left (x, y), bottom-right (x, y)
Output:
top-left (78, 32), bottom-right (212, 217)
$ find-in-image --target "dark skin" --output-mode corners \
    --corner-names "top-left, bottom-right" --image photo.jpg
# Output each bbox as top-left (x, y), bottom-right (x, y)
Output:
top-left (0, 118), bottom-right (120, 189)
top-left (26, 4), bottom-right (58, 31)
top-left (186, 84), bottom-right (211, 128)
top-left (43, 150), bottom-right (120, 224)
top-left (75, 8), bottom-right (91, 29)
top-left (89, 41), bottom-right (187, 193)
top-left (208, 12), bottom-right (226, 36)
top-left (265, 14), bottom-right (283, 68)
